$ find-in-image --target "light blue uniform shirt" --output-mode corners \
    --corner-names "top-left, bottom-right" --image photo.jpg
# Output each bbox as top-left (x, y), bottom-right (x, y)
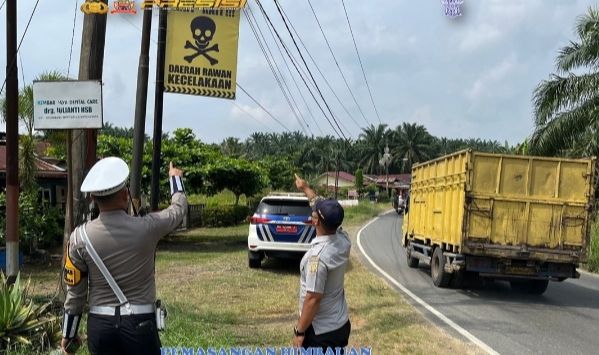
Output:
top-left (299, 228), bottom-right (351, 335)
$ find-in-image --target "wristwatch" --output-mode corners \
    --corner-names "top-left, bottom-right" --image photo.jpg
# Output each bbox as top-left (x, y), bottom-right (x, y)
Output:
top-left (293, 325), bottom-right (305, 337)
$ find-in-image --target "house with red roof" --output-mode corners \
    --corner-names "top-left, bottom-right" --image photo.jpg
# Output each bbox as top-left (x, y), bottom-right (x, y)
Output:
top-left (0, 134), bottom-right (67, 209)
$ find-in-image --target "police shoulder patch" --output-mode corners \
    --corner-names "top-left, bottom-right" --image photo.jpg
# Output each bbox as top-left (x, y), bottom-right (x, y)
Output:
top-left (63, 251), bottom-right (82, 286)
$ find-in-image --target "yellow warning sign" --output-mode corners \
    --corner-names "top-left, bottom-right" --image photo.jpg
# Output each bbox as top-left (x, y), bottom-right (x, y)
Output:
top-left (165, 9), bottom-right (240, 99)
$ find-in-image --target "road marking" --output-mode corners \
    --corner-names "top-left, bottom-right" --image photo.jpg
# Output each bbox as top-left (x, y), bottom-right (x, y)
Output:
top-left (356, 214), bottom-right (500, 355)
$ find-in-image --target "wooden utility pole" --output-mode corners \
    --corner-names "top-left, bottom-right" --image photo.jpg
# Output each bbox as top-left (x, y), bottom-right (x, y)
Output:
top-left (130, 9), bottom-right (153, 214)
top-left (62, 2), bottom-right (108, 297)
top-left (5, 0), bottom-right (19, 283)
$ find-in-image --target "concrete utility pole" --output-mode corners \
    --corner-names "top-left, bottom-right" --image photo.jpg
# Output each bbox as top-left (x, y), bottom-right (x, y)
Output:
top-left (131, 8), bottom-right (153, 214)
top-left (5, 0), bottom-right (19, 283)
top-left (62, 1), bottom-right (108, 297)
top-left (150, 9), bottom-right (168, 211)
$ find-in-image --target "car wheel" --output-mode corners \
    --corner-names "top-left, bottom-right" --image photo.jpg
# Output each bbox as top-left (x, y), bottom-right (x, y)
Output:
top-left (248, 251), bottom-right (262, 269)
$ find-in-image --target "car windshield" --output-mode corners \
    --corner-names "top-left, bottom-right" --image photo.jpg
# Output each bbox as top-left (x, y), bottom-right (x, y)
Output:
top-left (256, 199), bottom-right (311, 216)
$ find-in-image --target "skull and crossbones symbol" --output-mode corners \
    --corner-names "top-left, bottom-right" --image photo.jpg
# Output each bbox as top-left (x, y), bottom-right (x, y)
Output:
top-left (184, 16), bottom-right (219, 65)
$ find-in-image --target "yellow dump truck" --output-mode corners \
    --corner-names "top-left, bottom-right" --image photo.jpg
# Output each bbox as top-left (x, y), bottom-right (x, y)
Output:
top-left (402, 150), bottom-right (596, 294)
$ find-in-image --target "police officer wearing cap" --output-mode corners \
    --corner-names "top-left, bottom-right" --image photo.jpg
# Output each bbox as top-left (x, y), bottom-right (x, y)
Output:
top-left (293, 174), bottom-right (351, 352)
top-left (61, 157), bottom-right (187, 355)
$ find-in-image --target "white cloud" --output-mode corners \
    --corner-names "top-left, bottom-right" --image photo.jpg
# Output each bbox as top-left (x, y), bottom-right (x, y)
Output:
top-left (459, 24), bottom-right (502, 51)
top-left (465, 54), bottom-right (517, 100)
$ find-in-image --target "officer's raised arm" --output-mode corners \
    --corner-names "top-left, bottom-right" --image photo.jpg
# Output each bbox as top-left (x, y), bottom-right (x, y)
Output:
top-left (146, 161), bottom-right (189, 239)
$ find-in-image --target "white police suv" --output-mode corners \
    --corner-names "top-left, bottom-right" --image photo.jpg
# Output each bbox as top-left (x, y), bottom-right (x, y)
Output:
top-left (247, 193), bottom-right (316, 268)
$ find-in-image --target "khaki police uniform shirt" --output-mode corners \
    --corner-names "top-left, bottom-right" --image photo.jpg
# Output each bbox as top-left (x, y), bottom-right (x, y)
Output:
top-left (299, 228), bottom-right (351, 335)
top-left (64, 192), bottom-right (188, 315)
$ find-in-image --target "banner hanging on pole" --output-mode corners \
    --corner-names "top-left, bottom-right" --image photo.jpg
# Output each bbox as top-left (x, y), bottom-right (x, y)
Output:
top-left (165, 8), bottom-right (240, 99)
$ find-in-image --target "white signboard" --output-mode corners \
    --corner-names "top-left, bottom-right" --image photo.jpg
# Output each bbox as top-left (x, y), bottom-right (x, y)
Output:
top-left (33, 80), bottom-right (103, 129)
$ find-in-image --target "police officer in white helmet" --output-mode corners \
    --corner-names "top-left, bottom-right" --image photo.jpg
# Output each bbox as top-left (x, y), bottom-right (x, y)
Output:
top-left (60, 157), bottom-right (187, 354)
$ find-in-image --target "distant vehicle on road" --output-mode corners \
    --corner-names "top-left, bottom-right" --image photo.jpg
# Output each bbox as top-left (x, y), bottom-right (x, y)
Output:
top-left (247, 193), bottom-right (316, 268)
top-left (402, 150), bottom-right (596, 295)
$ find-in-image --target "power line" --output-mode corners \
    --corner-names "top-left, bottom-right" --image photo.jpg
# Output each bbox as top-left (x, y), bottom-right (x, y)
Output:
top-left (253, 3), bottom-right (324, 136)
top-left (306, 0), bottom-right (370, 127)
top-left (277, 3), bottom-right (363, 134)
top-left (270, 0), bottom-right (347, 140)
top-left (341, 0), bottom-right (382, 124)
top-left (257, 0), bottom-right (347, 140)
top-left (254, 0), bottom-right (342, 139)
top-left (231, 101), bottom-right (274, 132)
top-left (0, 0), bottom-right (5, 11)
top-left (245, 6), bottom-right (314, 136)
top-left (0, 0), bottom-right (41, 95)
top-left (237, 82), bottom-right (291, 132)
top-left (244, 8), bottom-right (310, 135)
top-left (67, 0), bottom-right (79, 78)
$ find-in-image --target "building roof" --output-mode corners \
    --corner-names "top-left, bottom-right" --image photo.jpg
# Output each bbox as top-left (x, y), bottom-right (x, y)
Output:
top-left (317, 171), bottom-right (356, 183)
top-left (364, 174), bottom-right (411, 187)
top-left (0, 144), bottom-right (67, 179)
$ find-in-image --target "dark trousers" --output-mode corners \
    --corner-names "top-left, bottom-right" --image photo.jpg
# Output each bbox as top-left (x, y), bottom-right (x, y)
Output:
top-left (87, 312), bottom-right (161, 355)
top-left (302, 320), bottom-right (351, 353)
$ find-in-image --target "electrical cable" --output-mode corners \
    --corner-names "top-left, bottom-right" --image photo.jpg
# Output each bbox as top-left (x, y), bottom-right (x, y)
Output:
top-left (249, 4), bottom-right (323, 135)
top-left (67, 0), bottom-right (79, 78)
top-left (244, 8), bottom-right (310, 135)
top-left (0, 0), bottom-right (41, 95)
top-left (341, 0), bottom-right (382, 124)
top-left (237, 82), bottom-right (292, 132)
top-left (307, 0), bottom-right (370, 127)
top-left (277, 3), bottom-right (362, 134)
top-left (255, 0), bottom-right (346, 140)
top-left (245, 7), bottom-right (313, 135)
top-left (269, 0), bottom-right (348, 140)
top-left (231, 101), bottom-right (274, 132)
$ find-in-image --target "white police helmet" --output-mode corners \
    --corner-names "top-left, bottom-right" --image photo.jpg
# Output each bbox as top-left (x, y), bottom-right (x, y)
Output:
top-left (81, 157), bottom-right (129, 196)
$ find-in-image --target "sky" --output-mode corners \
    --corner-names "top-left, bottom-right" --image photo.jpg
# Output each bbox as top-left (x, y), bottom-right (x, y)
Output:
top-left (0, 0), bottom-right (596, 145)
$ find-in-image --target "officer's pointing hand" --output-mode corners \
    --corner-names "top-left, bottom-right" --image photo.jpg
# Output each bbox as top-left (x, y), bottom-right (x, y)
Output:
top-left (169, 161), bottom-right (183, 178)
top-left (295, 173), bottom-right (309, 192)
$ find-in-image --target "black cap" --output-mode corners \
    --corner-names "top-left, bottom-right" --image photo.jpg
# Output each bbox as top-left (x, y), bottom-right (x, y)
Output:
top-left (314, 199), bottom-right (344, 230)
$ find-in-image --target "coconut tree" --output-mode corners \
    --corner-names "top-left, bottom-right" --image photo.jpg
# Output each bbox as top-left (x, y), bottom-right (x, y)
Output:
top-left (530, 7), bottom-right (599, 157)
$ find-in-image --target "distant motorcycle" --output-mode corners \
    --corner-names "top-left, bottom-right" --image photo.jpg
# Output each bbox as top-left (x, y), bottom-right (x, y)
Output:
top-left (393, 197), bottom-right (406, 215)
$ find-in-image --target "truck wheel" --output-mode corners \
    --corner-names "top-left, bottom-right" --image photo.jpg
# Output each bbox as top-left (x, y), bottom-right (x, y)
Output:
top-left (528, 280), bottom-right (549, 295)
top-left (248, 251), bottom-right (262, 269)
top-left (431, 248), bottom-right (451, 287)
top-left (406, 243), bottom-right (419, 268)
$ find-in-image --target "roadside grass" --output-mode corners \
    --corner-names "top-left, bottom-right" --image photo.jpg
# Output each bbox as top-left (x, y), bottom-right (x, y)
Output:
top-left (587, 220), bottom-right (599, 272)
top-left (26, 202), bottom-right (478, 354)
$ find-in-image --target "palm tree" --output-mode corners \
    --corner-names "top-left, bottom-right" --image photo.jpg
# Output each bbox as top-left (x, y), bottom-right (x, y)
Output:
top-left (391, 122), bottom-right (433, 173)
top-left (356, 124), bottom-right (389, 174)
top-left (1, 71), bottom-right (66, 191)
top-left (530, 7), bottom-right (599, 157)
top-left (220, 137), bottom-right (244, 158)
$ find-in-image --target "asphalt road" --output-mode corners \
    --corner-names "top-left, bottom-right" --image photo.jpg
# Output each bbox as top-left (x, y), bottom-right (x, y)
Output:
top-left (357, 211), bottom-right (599, 355)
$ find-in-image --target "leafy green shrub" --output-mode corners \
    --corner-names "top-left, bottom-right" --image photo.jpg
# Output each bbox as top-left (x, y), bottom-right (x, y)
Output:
top-left (0, 192), bottom-right (63, 253)
top-left (201, 205), bottom-right (250, 227)
top-left (0, 273), bottom-right (61, 353)
top-left (588, 221), bottom-right (599, 272)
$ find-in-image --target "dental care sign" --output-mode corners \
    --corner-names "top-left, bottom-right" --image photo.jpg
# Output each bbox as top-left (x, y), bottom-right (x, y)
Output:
top-left (164, 8), bottom-right (240, 99)
top-left (33, 80), bottom-right (103, 129)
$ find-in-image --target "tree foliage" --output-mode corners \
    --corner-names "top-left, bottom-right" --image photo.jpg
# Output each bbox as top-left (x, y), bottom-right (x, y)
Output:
top-left (530, 7), bottom-right (599, 158)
